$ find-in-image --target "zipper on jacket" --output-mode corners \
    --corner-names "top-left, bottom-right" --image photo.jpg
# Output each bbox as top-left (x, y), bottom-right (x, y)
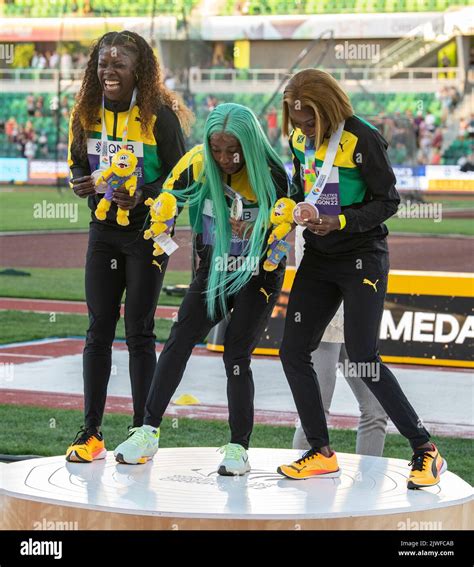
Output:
top-left (113, 111), bottom-right (118, 141)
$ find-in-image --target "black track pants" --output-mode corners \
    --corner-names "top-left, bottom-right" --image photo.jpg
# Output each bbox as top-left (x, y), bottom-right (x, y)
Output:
top-left (279, 249), bottom-right (431, 451)
top-left (144, 265), bottom-right (284, 449)
top-left (83, 223), bottom-right (168, 428)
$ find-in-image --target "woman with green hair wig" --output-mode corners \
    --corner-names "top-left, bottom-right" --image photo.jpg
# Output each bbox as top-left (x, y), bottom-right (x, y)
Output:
top-left (113, 103), bottom-right (295, 474)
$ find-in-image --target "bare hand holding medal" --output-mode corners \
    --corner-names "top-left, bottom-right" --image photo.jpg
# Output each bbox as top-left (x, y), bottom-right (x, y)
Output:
top-left (293, 121), bottom-right (344, 236)
top-left (293, 200), bottom-right (341, 236)
top-left (304, 214), bottom-right (341, 236)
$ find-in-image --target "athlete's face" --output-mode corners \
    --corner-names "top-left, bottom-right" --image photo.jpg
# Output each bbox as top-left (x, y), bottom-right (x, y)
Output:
top-left (209, 133), bottom-right (245, 175)
top-left (98, 46), bottom-right (137, 103)
top-left (288, 106), bottom-right (324, 141)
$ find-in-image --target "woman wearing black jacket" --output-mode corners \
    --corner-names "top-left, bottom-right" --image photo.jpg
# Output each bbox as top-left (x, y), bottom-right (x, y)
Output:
top-left (65, 31), bottom-right (193, 462)
top-left (277, 69), bottom-right (445, 490)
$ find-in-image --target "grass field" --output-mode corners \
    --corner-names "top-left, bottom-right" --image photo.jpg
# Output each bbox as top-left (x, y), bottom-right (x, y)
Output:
top-left (0, 310), bottom-right (173, 345)
top-left (385, 217), bottom-right (473, 236)
top-left (0, 267), bottom-right (191, 305)
top-left (1, 405), bottom-right (472, 485)
top-left (0, 187), bottom-right (190, 231)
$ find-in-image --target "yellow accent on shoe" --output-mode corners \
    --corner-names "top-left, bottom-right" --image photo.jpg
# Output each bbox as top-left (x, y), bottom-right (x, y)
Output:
top-left (407, 444), bottom-right (447, 490)
top-left (66, 428), bottom-right (106, 463)
top-left (277, 449), bottom-right (340, 479)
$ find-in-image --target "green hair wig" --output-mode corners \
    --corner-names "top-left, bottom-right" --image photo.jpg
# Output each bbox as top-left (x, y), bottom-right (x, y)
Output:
top-left (166, 103), bottom-right (287, 319)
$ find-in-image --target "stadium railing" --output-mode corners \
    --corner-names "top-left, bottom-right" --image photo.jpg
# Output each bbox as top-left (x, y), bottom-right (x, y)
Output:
top-left (0, 67), bottom-right (463, 95)
top-left (188, 67), bottom-right (463, 94)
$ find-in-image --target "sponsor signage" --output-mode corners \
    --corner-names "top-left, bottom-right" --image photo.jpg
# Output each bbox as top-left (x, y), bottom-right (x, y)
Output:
top-left (0, 157), bottom-right (28, 182)
top-left (207, 269), bottom-right (473, 368)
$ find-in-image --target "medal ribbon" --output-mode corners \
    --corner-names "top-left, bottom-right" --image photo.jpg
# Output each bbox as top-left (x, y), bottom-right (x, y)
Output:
top-left (303, 121), bottom-right (344, 206)
top-left (99, 87), bottom-right (138, 169)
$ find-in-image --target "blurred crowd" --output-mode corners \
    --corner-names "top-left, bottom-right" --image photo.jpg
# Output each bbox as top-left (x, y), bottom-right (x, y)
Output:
top-left (4, 118), bottom-right (42, 160)
top-left (2, 95), bottom-right (70, 159)
top-left (1, 61), bottom-right (470, 168)
top-left (411, 110), bottom-right (444, 166)
top-left (24, 94), bottom-right (70, 119)
top-left (459, 114), bottom-right (474, 139)
top-left (29, 50), bottom-right (88, 76)
top-left (372, 87), bottom-right (462, 166)
top-left (437, 86), bottom-right (461, 126)
top-left (456, 114), bottom-right (474, 171)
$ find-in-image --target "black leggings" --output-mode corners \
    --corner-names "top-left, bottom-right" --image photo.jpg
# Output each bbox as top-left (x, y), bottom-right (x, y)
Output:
top-left (144, 264), bottom-right (284, 449)
top-left (279, 248), bottom-right (431, 451)
top-left (83, 223), bottom-right (168, 428)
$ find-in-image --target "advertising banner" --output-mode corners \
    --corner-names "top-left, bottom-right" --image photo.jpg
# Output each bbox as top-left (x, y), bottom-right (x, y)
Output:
top-left (0, 157), bottom-right (28, 182)
top-left (207, 269), bottom-right (473, 368)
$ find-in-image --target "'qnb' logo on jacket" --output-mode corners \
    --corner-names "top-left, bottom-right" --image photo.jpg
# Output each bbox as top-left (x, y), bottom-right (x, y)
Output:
top-left (93, 141), bottom-right (138, 155)
top-left (87, 139), bottom-right (145, 183)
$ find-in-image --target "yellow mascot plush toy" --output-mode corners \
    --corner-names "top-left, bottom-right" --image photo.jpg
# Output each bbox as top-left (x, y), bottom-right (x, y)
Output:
top-left (94, 148), bottom-right (138, 226)
top-left (263, 197), bottom-right (296, 271)
top-left (143, 192), bottom-right (178, 256)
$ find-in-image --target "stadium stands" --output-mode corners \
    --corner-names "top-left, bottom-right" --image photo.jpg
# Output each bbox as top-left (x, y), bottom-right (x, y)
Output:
top-left (1, 91), bottom-right (446, 165)
top-left (222, 0), bottom-right (470, 15)
top-left (1, 0), bottom-right (197, 17)
top-left (2, 0), bottom-right (468, 17)
top-left (442, 138), bottom-right (474, 165)
top-left (0, 93), bottom-right (72, 158)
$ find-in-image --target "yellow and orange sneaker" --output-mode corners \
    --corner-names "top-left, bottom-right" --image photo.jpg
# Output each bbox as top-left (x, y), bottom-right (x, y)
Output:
top-left (407, 443), bottom-right (447, 490)
top-left (277, 448), bottom-right (341, 479)
top-left (66, 427), bottom-right (107, 463)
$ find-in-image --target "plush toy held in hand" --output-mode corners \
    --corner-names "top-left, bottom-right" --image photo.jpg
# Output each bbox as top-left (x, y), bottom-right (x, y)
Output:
top-left (144, 192), bottom-right (178, 256)
top-left (94, 148), bottom-right (138, 226)
top-left (263, 197), bottom-right (297, 271)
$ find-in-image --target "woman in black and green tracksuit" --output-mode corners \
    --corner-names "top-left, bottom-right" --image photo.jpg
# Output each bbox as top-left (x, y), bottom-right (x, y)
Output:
top-left (113, 103), bottom-right (291, 474)
top-left (276, 69), bottom-right (446, 490)
top-left (65, 31), bottom-right (192, 463)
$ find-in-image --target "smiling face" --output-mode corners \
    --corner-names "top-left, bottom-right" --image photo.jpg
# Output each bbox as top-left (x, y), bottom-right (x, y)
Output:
top-left (111, 149), bottom-right (137, 176)
top-left (97, 45), bottom-right (137, 103)
top-left (209, 132), bottom-right (245, 175)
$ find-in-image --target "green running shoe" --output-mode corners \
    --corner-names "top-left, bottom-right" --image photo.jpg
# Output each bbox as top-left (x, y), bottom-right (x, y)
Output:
top-left (114, 425), bottom-right (160, 465)
top-left (218, 443), bottom-right (251, 476)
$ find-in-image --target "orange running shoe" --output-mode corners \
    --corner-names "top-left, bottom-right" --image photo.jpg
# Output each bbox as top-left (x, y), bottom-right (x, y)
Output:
top-left (407, 444), bottom-right (447, 490)
top-left (277, 448), bottom-right (341, 479)
top-left (66, 427), bottom-right (107, 463)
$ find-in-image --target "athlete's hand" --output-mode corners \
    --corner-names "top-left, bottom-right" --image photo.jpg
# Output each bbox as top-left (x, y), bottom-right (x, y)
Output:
top-left (304, 215), bottom-right (340, 236)
top-left (71, 175), bottom-right (96, 198)
top-left (113, 186), bottom-right (144, 210)
top-left (230, 218), bottom-right (253, 239)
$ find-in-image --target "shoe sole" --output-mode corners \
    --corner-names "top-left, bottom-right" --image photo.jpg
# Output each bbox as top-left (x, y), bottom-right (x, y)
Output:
top-left (407, 458), bottom-right (447, 490)
top-left (276, 466), bottom-right (341, 480)
top-left (114, 452), bottom-right (153, 465)
top-left (217, 465), bottom-right (251, 476)
top-left (66, 448), bottom-right (107, 463)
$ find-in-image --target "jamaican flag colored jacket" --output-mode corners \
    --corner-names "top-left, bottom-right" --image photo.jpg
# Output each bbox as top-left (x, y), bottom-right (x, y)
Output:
top-left (163, 144), bottom-right (290, 267)
top-left (289, 114), bottom-right (400, 256)
top-left (68, 97), bottom-right (186, 231)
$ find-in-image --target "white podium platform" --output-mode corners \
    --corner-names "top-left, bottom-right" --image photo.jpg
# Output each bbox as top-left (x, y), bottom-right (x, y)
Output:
top-left (1, 449), bottom-right (472, 530)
